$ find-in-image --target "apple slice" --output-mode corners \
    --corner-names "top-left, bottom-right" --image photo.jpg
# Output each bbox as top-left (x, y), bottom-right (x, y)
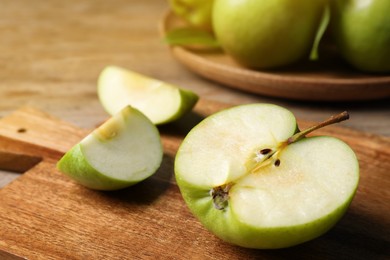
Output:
top-left (97, 66), bottom-right (199, 125)
top-left (175, 104), bottom-right (359, 249)
top-left (57, 106), bottom-right (163, 190)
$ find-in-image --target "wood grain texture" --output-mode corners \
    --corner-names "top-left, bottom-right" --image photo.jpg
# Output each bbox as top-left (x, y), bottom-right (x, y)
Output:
top-left (161, 11), bottom-right (390, 101)
top-left (0, 101), bottom-right (389, 259)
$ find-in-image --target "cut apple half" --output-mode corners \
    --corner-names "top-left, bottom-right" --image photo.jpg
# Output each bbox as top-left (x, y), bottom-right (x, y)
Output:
top-left (57, 106), bottom-right (163, 190)
top-left (175, 104), bottom-right (359, 249)
top-left (98, 66), bottom-right (199, 125)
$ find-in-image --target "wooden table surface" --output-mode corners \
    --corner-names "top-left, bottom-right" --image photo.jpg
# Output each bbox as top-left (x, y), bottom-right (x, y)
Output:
top-left (0, 0), bottom-right (389, 254)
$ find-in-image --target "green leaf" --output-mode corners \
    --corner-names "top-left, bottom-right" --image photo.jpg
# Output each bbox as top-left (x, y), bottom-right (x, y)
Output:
top-left (164, 27), bottom-right (220, 48)
top-left (310, 4), bottom-right (331, 61)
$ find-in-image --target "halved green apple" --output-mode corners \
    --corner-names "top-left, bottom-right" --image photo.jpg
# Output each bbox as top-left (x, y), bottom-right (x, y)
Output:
top-left (175, 104), bottom-right (359, 249)
top-left (97, 66), bottom-right (199, 125)
top-left (57, 106), bottom-right (163, 190)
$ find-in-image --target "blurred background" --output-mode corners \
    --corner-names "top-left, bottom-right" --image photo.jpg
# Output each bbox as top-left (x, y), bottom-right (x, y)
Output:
top-left (0, 0), bottom-right (389, 135)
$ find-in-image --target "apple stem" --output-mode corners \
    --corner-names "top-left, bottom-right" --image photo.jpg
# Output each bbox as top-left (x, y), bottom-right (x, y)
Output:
top-left (287, 111), bottom-right (349, 145)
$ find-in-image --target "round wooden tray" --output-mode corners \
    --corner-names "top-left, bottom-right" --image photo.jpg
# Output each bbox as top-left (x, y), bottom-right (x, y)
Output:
top-left (160, 11), bottom-right (390, 101)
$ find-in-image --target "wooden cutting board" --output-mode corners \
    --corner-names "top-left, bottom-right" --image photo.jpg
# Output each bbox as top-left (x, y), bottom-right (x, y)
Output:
top-left (0, 100), bottom-right (389, 259)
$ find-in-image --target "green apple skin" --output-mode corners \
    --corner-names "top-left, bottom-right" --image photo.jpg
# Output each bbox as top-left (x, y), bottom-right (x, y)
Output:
top-left (98, 66), bottom-right (199, 125)
top-left (213, 0), bottom-right (328, 69)
top-left (57, 144), bottom-right (134, 190)
top-left (175, 104), bottom-right (359, 249)
top-left (57, 106), bottom-right (163, 191)
top-left (166, 88), bottom-right (199, 124)
top-left (177, 170), bottom-right (355, 249)
top-left (169, 0), bottom-right (215, 31)
top-left (330, 0), bottom-right (390, 72)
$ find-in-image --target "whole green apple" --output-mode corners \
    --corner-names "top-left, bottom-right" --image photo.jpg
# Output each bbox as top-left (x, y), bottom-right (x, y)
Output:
top-left (330, 0), bottom-right (390, 72)
top-left (175, 104), bottom-right (359, 248)
top-left (213, 0), bottom-right (328, 69)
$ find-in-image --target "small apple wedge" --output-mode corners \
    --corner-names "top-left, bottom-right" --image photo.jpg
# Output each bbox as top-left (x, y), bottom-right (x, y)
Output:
top-left (57, 106), bottom-right (163, 190)
top-left (97, 66), bottom-right (199, 125)
top-left (175, 104), bottom-right (359, 249)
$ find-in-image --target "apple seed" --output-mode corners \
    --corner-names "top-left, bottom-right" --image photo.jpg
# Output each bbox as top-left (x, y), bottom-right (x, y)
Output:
top-left (274, 159), bottom-right (281, 167)
top-left (260, 148), bottom-right (272, 155)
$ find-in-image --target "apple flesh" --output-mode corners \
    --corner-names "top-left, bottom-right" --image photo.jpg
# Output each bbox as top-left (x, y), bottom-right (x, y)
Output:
top-left (98, 66), bottom-right (198, 125)
top-left (175, 104), bottom-right (359, 248)
top-left (212, 0), bottom-right (328, 69)
top-left (57, 106), bottom-right (163, 190)
top-left (330, 0), bottom-right (390, 72)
